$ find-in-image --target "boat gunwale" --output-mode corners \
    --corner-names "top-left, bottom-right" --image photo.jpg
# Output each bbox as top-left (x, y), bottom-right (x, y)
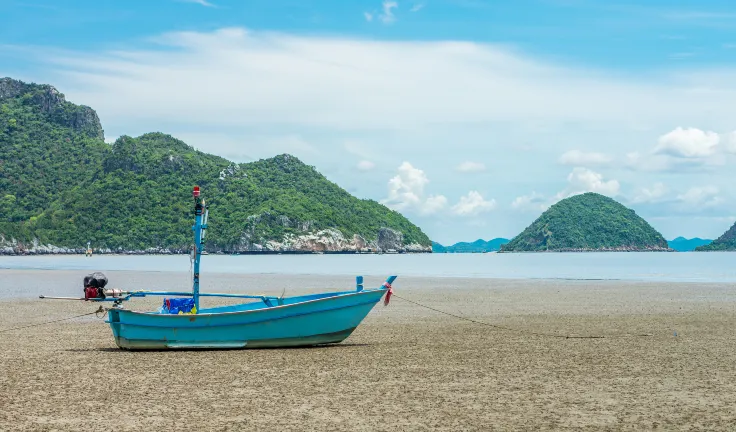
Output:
top-left (107, 297), bottom-right (382, 329)
top-left (109, 287), bottom-right (387, 319)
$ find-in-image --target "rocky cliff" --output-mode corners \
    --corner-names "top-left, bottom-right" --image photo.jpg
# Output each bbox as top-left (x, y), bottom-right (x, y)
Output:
top-left (0, 227), bottom-right (430, 255)
top-left (0, 77), bottom-right (104, 140)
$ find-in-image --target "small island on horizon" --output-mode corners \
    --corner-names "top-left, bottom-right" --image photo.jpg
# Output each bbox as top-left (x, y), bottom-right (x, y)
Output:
top-left (499, 193), bottom-right (672, 252)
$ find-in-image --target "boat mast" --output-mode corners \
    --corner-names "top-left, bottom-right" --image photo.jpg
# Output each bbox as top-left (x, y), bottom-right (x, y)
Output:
top-left (192, 185), bottom-right (208, 311)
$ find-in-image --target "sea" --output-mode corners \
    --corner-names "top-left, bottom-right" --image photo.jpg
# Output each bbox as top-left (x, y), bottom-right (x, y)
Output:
top-left (1, 252), bottom-right (736, 283)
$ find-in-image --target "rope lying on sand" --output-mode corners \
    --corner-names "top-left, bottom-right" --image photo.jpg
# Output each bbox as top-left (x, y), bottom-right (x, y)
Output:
top-left (1, 297), bottom-right (653, 340)
top-left (392, 294), bottom-right (653, 340)
top-left (0, 306), bottom-right (104, 334)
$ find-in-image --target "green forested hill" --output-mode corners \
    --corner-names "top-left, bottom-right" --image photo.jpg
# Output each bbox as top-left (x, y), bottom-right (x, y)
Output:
top-left (0, 77), bottom-right (107, 228)
top-left (0, 77), bottom-right (430, 253)
top-left (694, 224), bottom-right (736, 251)
top-left (500, 192), bottom-right (670, 252)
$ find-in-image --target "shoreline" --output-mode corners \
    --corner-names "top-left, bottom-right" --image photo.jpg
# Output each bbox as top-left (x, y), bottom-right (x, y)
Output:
top-left (4, 249), bottom-right (733, 256)
top-left (0, 250), bottom-right (432, 256)
top-left (3, 269), bottom-right (736, 302)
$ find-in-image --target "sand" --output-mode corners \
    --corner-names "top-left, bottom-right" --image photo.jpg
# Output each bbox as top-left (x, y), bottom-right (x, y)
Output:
top-left (1, 270), bottom-right (735, 431)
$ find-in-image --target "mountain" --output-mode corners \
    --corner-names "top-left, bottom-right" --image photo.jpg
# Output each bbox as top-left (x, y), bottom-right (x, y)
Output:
top-left (0, 77), bottom-right (431, 254)
top-left (668, 237), bottom-right (712, 252)
top-left (694, 223), bottom-right (736, 251)
top-left (432, 238), bottom-right (509, 253)
top-left (499, 192), bottom-right (671, 252)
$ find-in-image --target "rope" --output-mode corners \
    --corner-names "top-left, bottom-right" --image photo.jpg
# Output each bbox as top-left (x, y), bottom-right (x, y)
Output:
top-left (0, 306), bottom-right (105, 334)
top-left (392, 294), bottom-right (652, 340)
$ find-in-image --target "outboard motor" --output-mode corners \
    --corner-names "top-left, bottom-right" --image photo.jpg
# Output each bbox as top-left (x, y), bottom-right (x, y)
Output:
top-left (83, 272), bottom-right (108, 300)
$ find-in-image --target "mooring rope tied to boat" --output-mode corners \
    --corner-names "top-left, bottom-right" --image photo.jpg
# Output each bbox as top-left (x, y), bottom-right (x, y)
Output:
top-left (0, 306), bottom-right (105, 334)
top-left (392, 294), bottom-right (653, 340)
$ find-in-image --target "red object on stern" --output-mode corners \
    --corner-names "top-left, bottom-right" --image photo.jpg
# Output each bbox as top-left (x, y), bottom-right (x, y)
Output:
top-left (84, 287), bottom-right (100, 300)
top-left (382, 282), bottom-right (393, 306)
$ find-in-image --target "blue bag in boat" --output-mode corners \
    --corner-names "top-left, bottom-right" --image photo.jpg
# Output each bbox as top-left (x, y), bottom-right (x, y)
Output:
top-left (161, 298), bottom-right (196, 314)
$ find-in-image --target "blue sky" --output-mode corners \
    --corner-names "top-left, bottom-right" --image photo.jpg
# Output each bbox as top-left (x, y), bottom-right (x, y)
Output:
top-left (2, 0), bottom-right (736, 244)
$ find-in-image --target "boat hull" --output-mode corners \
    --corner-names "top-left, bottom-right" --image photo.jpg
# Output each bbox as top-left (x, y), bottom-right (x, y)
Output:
top-left (106, 288), bottom-right (385, 350)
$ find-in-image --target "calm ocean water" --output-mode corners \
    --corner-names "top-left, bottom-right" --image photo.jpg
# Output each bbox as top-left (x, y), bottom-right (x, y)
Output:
top-left (1, 252), bottom-right (736, 282)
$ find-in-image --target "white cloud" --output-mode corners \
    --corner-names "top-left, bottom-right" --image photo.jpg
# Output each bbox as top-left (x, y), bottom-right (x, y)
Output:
top-left (379, 1), bottom-right (398, 24)
top-left (565, 167), bottom-right (620, 197)
top-left (630, 182), bottom-right (668, 204)
top-left (424, 195), bottom-right (449, 214)
top-left (654, 127), bottom-right (720, 158)
top-left (410, 3), bottom-right (425, 12)
top-left (511, 191), bottom-right (547, 212)
top-left (364, 12), bottom-right (374, 22)
top-left (456, 161), bottom-right (485, 172)
top-left (451, 191), bottom-right (496, 216)
top-left (676, 186), bottom-right (723, 208)
top-left (623, 183), bottom-right (728, 218)
top-left (625, 151), bottom-right (666, 172)
top-left (104, 135), bottom-right (118, 144)
top-left (558, 150), bottom-right (613, 166)
top-left (625, 150), bottom-right (720, 172)
top-left (512, 168), bottom-right (620, 212)
top-left (31, 27), bottom-right (736, 133)
top-left (626, 127), bottom-right (735, 172)
top-left (179, 0), bottom-right (215, 7)
top-left (382, 162), bottom-right (447, 214)
top-left (357, 160), bottom-right (375, 171)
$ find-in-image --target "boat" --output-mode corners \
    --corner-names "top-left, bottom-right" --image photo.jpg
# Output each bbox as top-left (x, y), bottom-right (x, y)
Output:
top-left (40, 186), bottom-right (396, 350)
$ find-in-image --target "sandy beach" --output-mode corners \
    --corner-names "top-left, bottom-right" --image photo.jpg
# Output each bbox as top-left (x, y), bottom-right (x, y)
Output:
top-left (1, 270), bottom-right (735, 431)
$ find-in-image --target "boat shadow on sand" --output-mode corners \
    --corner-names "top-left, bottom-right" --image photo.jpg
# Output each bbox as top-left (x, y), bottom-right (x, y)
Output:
top-left (64, 342), bottom-right (372, 353)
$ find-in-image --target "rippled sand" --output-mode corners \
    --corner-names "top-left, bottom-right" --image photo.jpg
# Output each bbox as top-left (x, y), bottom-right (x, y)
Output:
top-left (1, 270), bottom-right (735, 431)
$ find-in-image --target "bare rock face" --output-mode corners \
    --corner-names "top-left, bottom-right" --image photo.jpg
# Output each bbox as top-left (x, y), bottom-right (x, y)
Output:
top-left (229, 212), bottom-right (431, 253)
top-left (0, 211), bottom-right (431, 255)
top-left (0, 77), bottom-right (27, 100)
top-left (352, 234), bottom-right (368, 250)
top-left (377, 227), bottom-right (403, 252)
top-left (0, 236), bottom-right (83, 255)
top-left (0, 77), bottom-right (104, 140)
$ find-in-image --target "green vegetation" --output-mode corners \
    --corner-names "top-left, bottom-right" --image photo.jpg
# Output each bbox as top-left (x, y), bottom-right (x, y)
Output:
top-left (694, 224), bottom-right (736, 251)
top-left (0, 78), bottom-right (430, 252)
top-left (500, 192), bottom-right (670, 252)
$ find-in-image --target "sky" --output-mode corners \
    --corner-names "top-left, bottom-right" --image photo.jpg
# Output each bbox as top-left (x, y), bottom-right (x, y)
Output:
top-left (1, 0), bottom-right (735, 244)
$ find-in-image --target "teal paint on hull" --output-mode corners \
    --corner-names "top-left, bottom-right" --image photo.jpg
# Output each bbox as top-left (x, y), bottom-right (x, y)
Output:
top-left (106, 288), bottom-right (385, 351)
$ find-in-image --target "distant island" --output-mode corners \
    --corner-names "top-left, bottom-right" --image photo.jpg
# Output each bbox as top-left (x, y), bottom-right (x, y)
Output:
top-left (0, 77), bottom-right (431, 255)
top-left (499, 192), bottom-right (671, 252)
top-left (694, 222), bottom-right (736, 251)
top-left (668, 237), bottom-right (712, 252)
top-left (432, 238), bottom-right (509, 253)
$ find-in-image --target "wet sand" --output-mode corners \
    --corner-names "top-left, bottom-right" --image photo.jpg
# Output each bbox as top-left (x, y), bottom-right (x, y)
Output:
top-left (1, 270), bottom-right (735, 431)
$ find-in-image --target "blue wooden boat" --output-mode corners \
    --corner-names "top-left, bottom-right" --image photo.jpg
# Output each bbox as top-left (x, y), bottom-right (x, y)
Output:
top-left (106, 285), bottom-right (392, 349)
top-left (43, 186), bottom-right (396, 350)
